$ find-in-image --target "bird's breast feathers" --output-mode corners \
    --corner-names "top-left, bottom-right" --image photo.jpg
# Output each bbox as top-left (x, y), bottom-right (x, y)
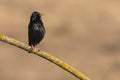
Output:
top-left (32, 23), bottom-right (45, 34)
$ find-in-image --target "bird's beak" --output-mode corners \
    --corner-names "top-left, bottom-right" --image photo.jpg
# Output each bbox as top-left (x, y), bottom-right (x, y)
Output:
top-left (41, 13), bottom-right (45, 16)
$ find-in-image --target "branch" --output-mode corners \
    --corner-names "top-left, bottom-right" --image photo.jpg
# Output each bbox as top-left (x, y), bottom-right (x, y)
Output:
top-left (0, 34), bottom-right (90, 80)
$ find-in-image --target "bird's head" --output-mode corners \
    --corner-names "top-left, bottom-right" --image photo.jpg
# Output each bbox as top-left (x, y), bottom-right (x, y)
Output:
top-left (30, 11), bottom-right (44, 22)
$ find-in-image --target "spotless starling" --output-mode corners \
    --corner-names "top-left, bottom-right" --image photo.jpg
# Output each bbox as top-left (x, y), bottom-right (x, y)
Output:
top-left (28, 11), bottom-right (45, 51)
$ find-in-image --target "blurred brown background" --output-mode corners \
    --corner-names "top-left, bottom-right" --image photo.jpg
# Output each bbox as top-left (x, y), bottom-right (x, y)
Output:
top-left (0, 0), bottom-right (120, 80)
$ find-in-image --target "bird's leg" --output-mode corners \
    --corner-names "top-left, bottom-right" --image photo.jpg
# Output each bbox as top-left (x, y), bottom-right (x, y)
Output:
top-left (32, 45), bottom-right (40, 52)
top-left (29, 45), bottom-right (41, 53)
top-left (29, 45), bottom-right (34, 53)
top-left (34, 47), bottom-right (40, 52)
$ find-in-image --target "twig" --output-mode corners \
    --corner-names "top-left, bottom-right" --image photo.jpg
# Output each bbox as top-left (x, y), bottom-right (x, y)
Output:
top-left (0, 34), bottom-right (90, 80)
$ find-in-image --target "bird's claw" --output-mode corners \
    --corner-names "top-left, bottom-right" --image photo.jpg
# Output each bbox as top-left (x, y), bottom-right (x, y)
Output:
top-left (29, 47), bottom-right (40, 53)
top-left (28, 47), bottom-right (34, 53)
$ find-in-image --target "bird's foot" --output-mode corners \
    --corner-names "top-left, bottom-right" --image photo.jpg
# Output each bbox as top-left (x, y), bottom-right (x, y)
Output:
top-left (29, 45), bottom-right (41, 53)
top-left (29, 47), bottom-right (34, 53)
top-left (30, 47), bottom-right (40, 52)
top-left (34, 47), bottom-right (40, 52)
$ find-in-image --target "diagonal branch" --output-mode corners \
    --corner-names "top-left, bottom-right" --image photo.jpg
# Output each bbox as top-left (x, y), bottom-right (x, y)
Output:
top-left (0, 34), bottom-right (90, 80)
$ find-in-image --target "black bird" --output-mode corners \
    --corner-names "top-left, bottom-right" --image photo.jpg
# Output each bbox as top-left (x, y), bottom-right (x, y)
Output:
top-left (28, 11), bottom-right (45, 51)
